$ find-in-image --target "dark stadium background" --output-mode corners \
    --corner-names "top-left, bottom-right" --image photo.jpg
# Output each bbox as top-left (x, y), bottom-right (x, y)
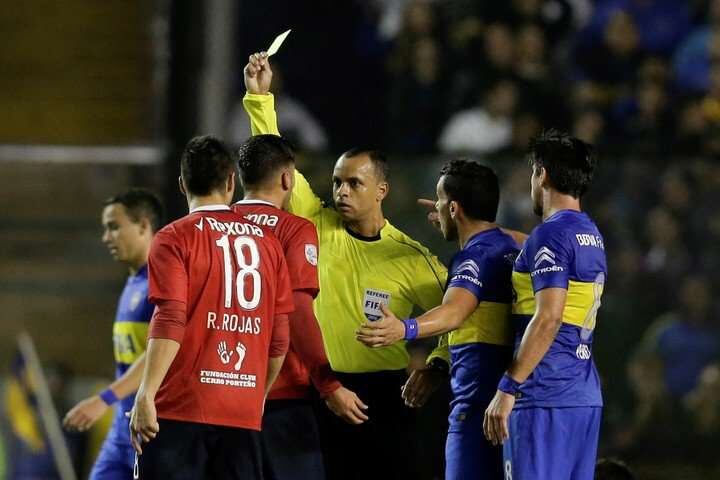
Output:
top-left (1, 0), bottom-right (719, 478)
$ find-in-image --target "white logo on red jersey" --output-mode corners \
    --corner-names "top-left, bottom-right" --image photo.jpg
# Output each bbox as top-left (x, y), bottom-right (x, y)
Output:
top-left (217, 340), bottom-right (248, 371)
top-left (195, 217), bottom-right (204, 231)
top-left (305, 244), bottom-right (318, 266)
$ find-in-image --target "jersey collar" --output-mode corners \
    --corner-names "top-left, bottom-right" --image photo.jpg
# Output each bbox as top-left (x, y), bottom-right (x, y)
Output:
top-left (189, 204), bottom-right (231, 214)
top-left (234, 199), bottom-right (276, 207)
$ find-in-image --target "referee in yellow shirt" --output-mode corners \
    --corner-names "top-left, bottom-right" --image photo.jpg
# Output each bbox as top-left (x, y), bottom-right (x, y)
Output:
top-left (243, 52), bottom-right (448, 480)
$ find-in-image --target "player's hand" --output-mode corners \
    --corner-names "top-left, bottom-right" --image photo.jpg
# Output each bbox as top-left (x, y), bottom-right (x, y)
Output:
top-left (417, 198), bottom-right (441, 231)
top-left (243, 51), bottom-right (273, 95)
top-left (325, 386), bottom-right (369, 425)
top-left (129, 391), bottom-right (159, 454)
top-left (62, 395), bottom-right (109, 432)
top-left (483, 389), bottom-right (516, 446)
top-left (401, 368), bottom-right (445, 408)
top-left (355, 304), bottom-right (406, 347)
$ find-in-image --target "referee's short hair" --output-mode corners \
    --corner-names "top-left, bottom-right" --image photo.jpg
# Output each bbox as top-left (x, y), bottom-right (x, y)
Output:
top-left (440, 159), bottom-right (499, 222)
top-left (341, 147), bottom-right (389, 183)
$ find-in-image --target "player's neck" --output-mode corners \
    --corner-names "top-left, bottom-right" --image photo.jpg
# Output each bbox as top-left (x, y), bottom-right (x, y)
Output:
top-left (126, 249), bottom-right (149, 276)
top-left (187, 194), bottom-right (230, 212)
top-left (345, 210), bottom-right (386, 238)
top-left (542, 191), bottom-right (581, 221)
top-left (458, 220), bottom-right (496, 249)
top-left (242, 189), bottom-right (282, 210)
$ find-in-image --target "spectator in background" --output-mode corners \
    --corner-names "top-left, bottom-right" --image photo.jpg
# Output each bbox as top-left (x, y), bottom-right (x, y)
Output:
top-left (227, 66), bottom-right (328, 152)
top-left (624, 276), bottom-right (720, 455)
top-left (612, 79), bottom-right (672, 154)
top-left (575, 10), bottom-right (644, 96)
top-left (387, 36), bottom-right (446, 153)
top-left (579, 0), bottom-right (690, 56)
top-left (438, 79), bottom-right (517, 154)
top-left (387, 0), bottom-right (440, 77)
top-left (643, 207), bottom-right (690, 278)
top-left (573, 108), bottom-right (606, 145)
top-left (673, 0), bottom-right (720, 94)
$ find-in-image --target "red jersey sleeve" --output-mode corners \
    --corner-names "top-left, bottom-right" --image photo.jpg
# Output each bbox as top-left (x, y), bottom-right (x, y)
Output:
top-left (273, 240), bottom-right (295, 315)
top-left (148, 228), bottom-right (188, 304)
top-left (284, 222), bottom-right (320, 297)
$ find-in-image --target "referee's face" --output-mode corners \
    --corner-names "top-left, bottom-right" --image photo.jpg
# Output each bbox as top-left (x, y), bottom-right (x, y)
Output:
top-left (332, 154), bottom-right (387, 222)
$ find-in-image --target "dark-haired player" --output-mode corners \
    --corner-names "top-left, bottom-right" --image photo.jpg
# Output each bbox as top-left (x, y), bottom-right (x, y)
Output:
top-left (233, 134), bottom-right (366, 480)
top-left (358, 159), bottom-right (518, 479)
top-left (130, 135), bottom-right (294, 479)
top-left (484, 130), bottom-right (607, 480)
top-left (64, 189), bottom-right (163, 480)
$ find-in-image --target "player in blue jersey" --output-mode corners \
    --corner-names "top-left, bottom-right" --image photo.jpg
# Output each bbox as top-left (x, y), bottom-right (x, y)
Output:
top-left (357, 159), bottom-right (519, 479)
top-left (63, 188), bottom-right (163, 480)
top-left (484, 129), bottom-right (606, 480)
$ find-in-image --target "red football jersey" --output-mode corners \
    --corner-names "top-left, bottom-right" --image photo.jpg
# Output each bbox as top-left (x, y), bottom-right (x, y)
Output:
top-left (232, 200), bottom-right (338, 399)
top-left (147, 205), bottom-right (294, 430)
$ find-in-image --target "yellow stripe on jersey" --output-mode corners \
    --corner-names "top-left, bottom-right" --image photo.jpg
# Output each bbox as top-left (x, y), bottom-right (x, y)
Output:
top-left (511, 271), bottom-right (603, 331)
top-left (113, 321), bottom-right (148, 365)
top-left (449, 301), bottom-right (513, 347)
top-left (512, 271), bottom-right (535, 316)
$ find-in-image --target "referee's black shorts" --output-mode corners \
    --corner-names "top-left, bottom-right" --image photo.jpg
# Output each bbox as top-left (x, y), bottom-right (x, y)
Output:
top-left (317, 369), bottom-right (418, 480)
top-left (138, 418), bottom-right (262, 480)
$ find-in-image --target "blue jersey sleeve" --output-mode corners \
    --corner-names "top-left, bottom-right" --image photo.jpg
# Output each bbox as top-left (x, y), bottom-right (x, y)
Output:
top-left (527, 224), bottom-right (572, 292)
top-left (447, 251), bottom-right (486, 301)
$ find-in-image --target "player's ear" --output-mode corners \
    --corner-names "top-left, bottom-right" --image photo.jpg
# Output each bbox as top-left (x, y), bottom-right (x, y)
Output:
top-left (376, 181), bottom-right (389, 202)
top-left (449, 200), bottom-right (458, 219)
top-left (227, 170), bottom-right (236, 194)
top-left (281, 170), bottom-right (292, 191)
top-left (139, 216), bottom-right (151, 235)
top-left (178, 176), bottom-right (187, 196)
top-left (538, 166), bottom-right (550, 189)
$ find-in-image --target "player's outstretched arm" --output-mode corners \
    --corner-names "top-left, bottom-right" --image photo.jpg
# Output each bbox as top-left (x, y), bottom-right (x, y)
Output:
top-left (356, 288), bottom-right (478, 347)
top-left (484, 287), bottom-right (566, 446)
top-left (130, 337), bottom-right (180, 454)
top-left (63, 352), bottom-right (147, 432)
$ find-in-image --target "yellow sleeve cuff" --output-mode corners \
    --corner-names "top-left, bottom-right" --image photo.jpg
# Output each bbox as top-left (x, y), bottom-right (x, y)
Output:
top-left (426, 334), bottom-right (451, 365)
top-left (242, 92), bottom-right (280, 136)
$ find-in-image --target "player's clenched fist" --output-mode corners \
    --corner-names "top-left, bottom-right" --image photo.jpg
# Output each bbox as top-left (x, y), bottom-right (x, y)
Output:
top-left (244, 51), bottom-right (273, 95)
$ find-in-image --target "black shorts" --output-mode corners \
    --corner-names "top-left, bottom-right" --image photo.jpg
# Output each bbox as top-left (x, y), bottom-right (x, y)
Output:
top-left (261, 399), bottom-right (325, 480)
top-left (138, 418), bottom-right (262, 480)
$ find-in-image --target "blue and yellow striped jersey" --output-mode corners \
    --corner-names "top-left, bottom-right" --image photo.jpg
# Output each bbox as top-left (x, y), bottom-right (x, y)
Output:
top-left (108, 265), bottom-right (153, 444)
top-left (512, 209), bottom-right (606, 408)
top-left (445, 228), bottom-right (517, 431)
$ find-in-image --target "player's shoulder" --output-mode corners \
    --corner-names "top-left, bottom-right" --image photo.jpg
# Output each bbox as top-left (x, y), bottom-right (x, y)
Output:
top-left (383, 221), bottom-right (435, 258)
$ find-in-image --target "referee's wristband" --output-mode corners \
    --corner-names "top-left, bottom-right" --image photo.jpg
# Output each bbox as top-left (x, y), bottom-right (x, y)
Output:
top-left (402, 318), bottom-right (419, 341)
top-left (497, 373), bottom-right (523, 398)
top-left (99, 388), bottom-right (119, 406)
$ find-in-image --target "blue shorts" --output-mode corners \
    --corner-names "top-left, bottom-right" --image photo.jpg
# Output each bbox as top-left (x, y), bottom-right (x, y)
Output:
top-left (503, 407), bottom-right (601, 480)
top-left (445, 408), bottom-right (503, 480)
top-left (90, 437), bottom-right (134, 480)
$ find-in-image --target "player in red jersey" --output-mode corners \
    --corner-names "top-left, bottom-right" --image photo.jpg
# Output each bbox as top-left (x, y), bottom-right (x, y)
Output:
top-left (233, 133), bottom-right (367, 480)
top-left (130, 135), bottom-right (294, 479)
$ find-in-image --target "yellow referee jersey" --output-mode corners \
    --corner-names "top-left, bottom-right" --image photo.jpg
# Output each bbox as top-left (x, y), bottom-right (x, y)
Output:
top-left (243, 93), bottom-right (447, 372)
